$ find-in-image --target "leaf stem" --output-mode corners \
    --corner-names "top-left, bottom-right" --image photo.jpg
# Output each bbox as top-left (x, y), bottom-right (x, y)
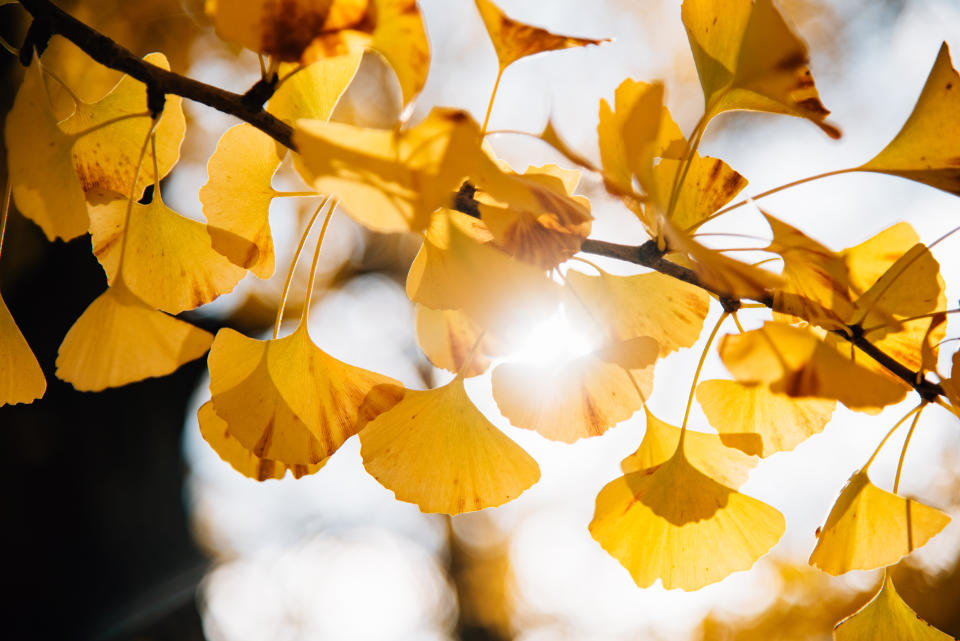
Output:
top-left (300, 201), bottom-right (336, 324)
top-left (481, 67), bottom-right (504, 136)
top-left (667, 112), bottom-right (708, 218)
top-left (893, 404), bottom-right (925, 494)
top-left (273, 196), bottom-right (329, 338)
top-left (861, 308), bottom-right (960, 334)
top-left (40, 64), bottom-right (81, 107)
top-left (455, 330), bottom-right (488, 380)
top-left (679, 311), bottom-right (728, 450)
top-left (687, 167), bottom-right (858, 233)
top-left (69, 111), bottom-right (151, 140)
top-left (274, 190), bottom-right (321, 198)
top-left (863, 403), bottom-right (924, 471)
top-left (116, 120), bottom-right (159, 271)
top-left (0, 174), bottom-right (11, 262)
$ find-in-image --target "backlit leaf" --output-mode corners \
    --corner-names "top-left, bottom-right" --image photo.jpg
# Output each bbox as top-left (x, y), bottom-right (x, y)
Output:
top-left (653, 154), bottom-right (748, 233)
top-left (267, 51), bottom-right (364, 124)
top-left (0, 292), bottom-right (46, 406)
top-left (681, 0), bottom-right (840, 137)
top-left (834, 575), bottom-right (957, 641)
top-left (590, 450), bottom-right (784, 590)
top-left (56, 280), bottom-right (213, 392)
top-left (697, 379), bottom-right (835, 457)
top-left (809, 471), bottom-right (951, 575)
top-left (859, 43), bottom-right (960, 196)
top-left (415, 305), bottom-right (492, 377)
top-left (360, 377), bottom-right (540, 514)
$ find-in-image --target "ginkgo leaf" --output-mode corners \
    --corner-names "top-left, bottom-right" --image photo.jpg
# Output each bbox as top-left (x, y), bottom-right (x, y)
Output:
top-left (267, 51), bottom-right (364, 124)
top-left (859, 43), bottom-right (960, 196)
top-left (719, 322), bottom-right (907, 411)
top-left (295, 108), bottom-right (483, 233)
top-left (56, 280), bottom-right (213, 392)
top-left (662, 218), bottom-right (784, 300)
top-left (301, 0), bottom-right (430, 107)
top-left (842, 223), bottom-right (923, 297)
top-left (208, 324), bottom-right (399, 465)
top-left (809, 471), bottom-right (951, 575)
top-left (60, 52), bottom-right (185, 199)
top-left (942, 351), bottom-right (960, 415)
top-left (0, 292), bottom-right (46, 406)
top-left (89, 192), bottom-right (246, 314)
top-left (474, 0), bottom-right (608, 71)
top-left (834, 575), bottom-right (957, 641)
top-left (197, 401), bottom-right (326, 481)
top-left (5, 56), bottom-right (88, 241)
top-left (208, 0), bottom-right (367, 61)
top-left (414, 305), bottom-right (492, 378)
top-left (652, 154), bottom-right (748, 233)
top-left (590, 450), bottom-right (784, 590)
top-left (681, 0), bottom-right (840, 138)
top-left (200, 124), bottom-right (285, 278)
top-left (763, 212), bottom-right (853, 328)
top-left (597, 79), bottom-right (685, 201)
top-left (696, 379), bottom-right (835, 457)
top-left (849, 242), bottom-right (942, 330)
top-left (621, 407), bottom-right (757, 488)
top-left (491, 337), bottom-right (657, 443)
top-left (407, 208), bottom-right (561, 339)
top-left (474, 164), bottom-right (593, 269)
top-left (538, 119), bottom-right (597, 171)
top-left (565, 267), bottom-right (709, 357)
top-left (359, 377), bottom-right (540, 514)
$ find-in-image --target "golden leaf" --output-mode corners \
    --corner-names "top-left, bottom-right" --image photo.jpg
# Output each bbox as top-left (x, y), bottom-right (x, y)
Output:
top-left (860, 43), bottom-right (960, 196)
top-left (809, 471), bottom-right (951, 575)
top-left (267, 51), bottom-right (363, 124)
top-left (414, 305), bottom-right (492, 378)
top-left (474, 0), bottom-right (609, 71)
top-left (590, 450), bottom-right (784, 590)
top-left (359, 377), bottom-right (540, 514)
top-left (565, 267), bottom-right (709, 357)
top-left (652, 154), bottom-right (748, 233)
top-left (834, 575), bottom-right (957, 641)
top-left (681, 0), bottom-right (840, 137)
top-left (208, 324), bottom-right (398, 465)
top-left (719, 321), bottom-right (907, 411)
top-left (56, 280), bottom-right (212, 392)
top-left (198, 401), bottom-right (326, 481)
top-left (0, 292), bottom-right (46, 406)
top-left (621, 407), bottom-right (757, 488)
top-left (697, 379), bottom-right (835, 458)
top-left (89, 192), bottom-right (246, 314)
top-left (491, 337), bottom-right (656, 443)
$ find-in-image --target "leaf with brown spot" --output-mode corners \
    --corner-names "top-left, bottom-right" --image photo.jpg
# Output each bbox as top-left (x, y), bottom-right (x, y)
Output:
top-left (360, 376), bottom-right (540, 514)
top-left (415, 305), bottom-right (493, 378)
top-left (859, 43), bottom-right (960, 196)
top-left (474, 0), bottom-right (609, 71)
top-left (653, 154), bottom-right (748, 233)
top-left (491, 337), bottom-right (656, 443)
top-left (682, 0), bottom-right (840, 137)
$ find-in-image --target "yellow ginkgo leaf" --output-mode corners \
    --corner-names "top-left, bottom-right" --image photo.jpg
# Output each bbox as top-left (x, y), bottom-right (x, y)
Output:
top-left (590, 450), bottom-right (785, 591)
top-left (763, 212), bottom-right (853, 328)
top-left (719, 321), bottom-right (907, 412)
top-left (597, 79), bottom-right (685, 201)
top-left (652, 154), bottom-right (748, 233)
top-left (208, 0), bottom-right (368, 61)
top-left (681, 0), bottom-right (839, 138)
top-left (662, 218), bottom-right (784, 300)
top-left (5, 56), bottom-right (88, 241)
top-left (834, 574), bottom-right (956, 641)
top-left (565, 267), bottom-right (709, 358)
top-left (809, 471), bottom-right (951, 575)
top-left (89, 192), bottom-right (246, 314)
top-left (197, 401), bottom-right (326, 481)
top-left (842, 223), bottom-right (922, 297)
top-left (209, 324), bottom-right (399, 465)
top-left (849, 243), bottom-right (943, 330)
top-left (267, 51), bottom-right (363, 124)
top-left (621, 407), bottom-right (757, 489)
top-left (696, 379), bottom-right (835, 458)
top-left (538, 119), bottom-right (597, 171)
top-left (407, 209), bottom-right (561, 339)
top-left (491, 337), bottom-right (657, 443)
top-left (474, 0), bottom-right (608, 71)
top-left (414, 305), bottom-right (492, 378)
top-left (295, 108), bottom-right (483, 233)
top-left (859, 43), bottom-right (960, 196)
top-left (475, 164), bottom-right (593, 269)
top-left (0, 292), bottom-right (46, 406)
top-left (301, 0), bottom-right (430, 107)
top-left (360, 377), bottom-right (541, 514)
top-left (56, 280), bottom-right (213, 392)
top-left (942, 351), bottom-right (960, 415)
top-left (60, 52), bottom-right (185, 199)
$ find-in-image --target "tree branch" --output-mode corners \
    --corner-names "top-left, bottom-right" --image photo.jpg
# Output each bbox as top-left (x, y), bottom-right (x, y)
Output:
top-left (16, 0), bottom-right (946, 404)
top-left (17, 0), bottom-right (295, 149)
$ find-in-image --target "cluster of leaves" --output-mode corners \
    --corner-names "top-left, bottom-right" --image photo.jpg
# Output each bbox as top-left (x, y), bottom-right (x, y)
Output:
top-left (3, 0), bottom-right (960, 636)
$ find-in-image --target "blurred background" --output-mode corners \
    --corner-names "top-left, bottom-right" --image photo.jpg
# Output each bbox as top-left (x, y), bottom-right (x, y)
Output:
top-left (2, 0), bottom-right (960, 639)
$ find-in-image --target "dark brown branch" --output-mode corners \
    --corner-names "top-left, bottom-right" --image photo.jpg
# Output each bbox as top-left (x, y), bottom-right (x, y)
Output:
top-left (17, 0), bottom-right (295, 149)
top-left (18, 0), bottom-right (946, 404)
